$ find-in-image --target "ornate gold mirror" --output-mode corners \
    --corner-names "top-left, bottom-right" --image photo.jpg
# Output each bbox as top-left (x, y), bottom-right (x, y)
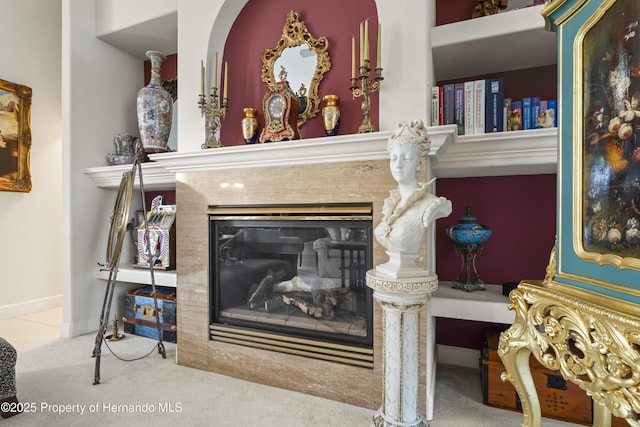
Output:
top-left (261, 10), bottom-right (331, 127)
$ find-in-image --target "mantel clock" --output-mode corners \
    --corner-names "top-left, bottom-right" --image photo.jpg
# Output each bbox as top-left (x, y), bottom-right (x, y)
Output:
top-left (259, 67), bottom-right (301, 143)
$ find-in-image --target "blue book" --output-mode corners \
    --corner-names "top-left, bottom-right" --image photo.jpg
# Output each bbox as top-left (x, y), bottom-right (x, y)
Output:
top-left (485, 78), bottom-right (504, 132)
top-left (522, 97), bottom-right (532, 130)
top-left (548, 100), bottom-right (557, 127)
top-left (454, 83), bottom-right (465, 135)
top-left (444, 84), bottom-right (455, 125)
top-left (532, 96), bottom-right (541, 129)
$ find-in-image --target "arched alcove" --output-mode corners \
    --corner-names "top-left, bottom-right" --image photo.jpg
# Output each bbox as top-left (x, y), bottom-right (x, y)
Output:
top-left (207, 0), bottom-right (378, 145)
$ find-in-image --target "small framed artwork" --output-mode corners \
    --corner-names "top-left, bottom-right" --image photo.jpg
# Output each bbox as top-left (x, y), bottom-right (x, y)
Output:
top-left (0, 78), bottom-right (32, 192)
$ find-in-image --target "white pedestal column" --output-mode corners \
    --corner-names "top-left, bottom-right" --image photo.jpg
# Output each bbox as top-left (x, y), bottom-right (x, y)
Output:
top-left (366, 269), bottom-right (437, 427)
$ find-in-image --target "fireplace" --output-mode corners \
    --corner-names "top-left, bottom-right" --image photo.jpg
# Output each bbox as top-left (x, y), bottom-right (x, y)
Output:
top-left (208, 203), bottom-right (374, 367)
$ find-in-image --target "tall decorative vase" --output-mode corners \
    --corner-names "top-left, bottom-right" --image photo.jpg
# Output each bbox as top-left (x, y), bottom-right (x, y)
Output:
top-left (137, 50), bottom-right (173, 154)
top-left (241, 107), bottom-right (259, 144)
top-left (322, 95), bottom-right (340, 136)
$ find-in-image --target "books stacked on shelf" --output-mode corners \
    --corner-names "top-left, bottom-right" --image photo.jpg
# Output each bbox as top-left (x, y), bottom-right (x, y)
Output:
top-left (431, 79), bottom-right (557, 134)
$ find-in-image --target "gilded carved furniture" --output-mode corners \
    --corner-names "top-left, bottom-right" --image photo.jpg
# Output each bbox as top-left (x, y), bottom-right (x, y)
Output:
top-left (498, 1), bottom-right (640, 426)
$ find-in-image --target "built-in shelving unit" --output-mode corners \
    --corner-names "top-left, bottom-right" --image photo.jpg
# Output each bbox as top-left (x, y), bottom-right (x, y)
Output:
top-left (431, 5), bottom-right (556, 81)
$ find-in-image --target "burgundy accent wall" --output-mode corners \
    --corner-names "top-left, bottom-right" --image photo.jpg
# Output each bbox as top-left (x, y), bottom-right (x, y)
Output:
top-left (221, 0), bottom-right (379, 145)
top-left (436, 318), bottom-right (508, 350)
top-left (435, 174), bottom-right (557, 286)
top-left (436, 0), bottom-right (477, 26)
top-left (143, 53), bottom-right (178, 84)
top-left (435, 174), bottom-right (556, 350)
top-left (144, 190), bottom-right (176, 208)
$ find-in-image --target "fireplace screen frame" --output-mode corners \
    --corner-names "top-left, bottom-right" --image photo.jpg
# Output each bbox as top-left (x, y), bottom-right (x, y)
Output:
top-left (207, 203), bottom-right (374, 367)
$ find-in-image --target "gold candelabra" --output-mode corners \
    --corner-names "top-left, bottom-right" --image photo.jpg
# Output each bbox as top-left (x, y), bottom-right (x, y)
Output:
top-left (351, 60), bottom-right (383, 133)
top-left (198, 88), bottom-right (228, 149)
top-left (199, 54), bottom-right (229, 149)
top-left (351, 19), bottom-right (383, 133)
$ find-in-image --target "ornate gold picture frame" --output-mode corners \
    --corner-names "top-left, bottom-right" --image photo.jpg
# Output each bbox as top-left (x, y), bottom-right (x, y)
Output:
top-left (261, 10), bottom-right (331, 127)
top-left (578, 0), bottom-right (640, 270)
top-left (0, 78), bottom-right (32, 193)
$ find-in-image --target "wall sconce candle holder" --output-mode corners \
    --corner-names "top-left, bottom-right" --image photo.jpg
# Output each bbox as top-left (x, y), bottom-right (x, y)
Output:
top-left (198, 87), bottom-right (228, 149)
top-left (350, 59), bottom-right (383, 133)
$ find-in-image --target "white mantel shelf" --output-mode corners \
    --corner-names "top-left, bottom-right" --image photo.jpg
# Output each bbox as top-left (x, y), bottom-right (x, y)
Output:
top-left (84, 126), bottom-right (557, 189)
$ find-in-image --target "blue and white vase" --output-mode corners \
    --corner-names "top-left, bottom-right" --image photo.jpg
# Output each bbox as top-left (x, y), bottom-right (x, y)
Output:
top-left (137, 50), bottom-right (173, 154)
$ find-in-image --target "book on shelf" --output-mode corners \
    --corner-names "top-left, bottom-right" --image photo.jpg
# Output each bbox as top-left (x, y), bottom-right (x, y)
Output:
top-left (454, 83), bottom-right (465, 135)
top-left (522, 97), bottom-right (532, 130)
top-left (538, 99), bottom-right (548, 128)
top-left (439, 86), bottom-right (444, 126)
top-left (510, 101), bottom-right (523, 131)
top-left (485, 78), bottom-right (504, 133)
top-left (431, 86), bottom-right (440, 126)
top-left (473, 79), bottom-right (485, 134)
top-left (532, 96), bottom-right (541, 129)
top-left (503, 98), bottom-right (512, 132)
top-left (538, 99), bottom-right (556, 128)
top-left (444, 84), bottom-right (455, 125)
top-left (464, 81), bottom-right (475, 135)
top-left (549, 100), bottom-right (557, 127)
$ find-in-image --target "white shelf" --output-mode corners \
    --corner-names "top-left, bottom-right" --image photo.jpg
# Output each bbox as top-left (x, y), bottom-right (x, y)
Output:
top-left (431, 281), bottom-right (514, 324)
top-left (84, 126), bottom-right (557, 189)
top-left (83, 161), bottom-right (175, 190)
top-left (431, 5), bottom-right (557, 81)
top-left (432, 127), bottom-right (557, 178)
top-left (97, 266), bottom-right (177, 288)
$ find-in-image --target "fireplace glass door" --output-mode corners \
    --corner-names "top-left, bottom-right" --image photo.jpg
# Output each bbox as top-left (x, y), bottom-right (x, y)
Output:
top-left (208, 204), bottom-right (374, 367)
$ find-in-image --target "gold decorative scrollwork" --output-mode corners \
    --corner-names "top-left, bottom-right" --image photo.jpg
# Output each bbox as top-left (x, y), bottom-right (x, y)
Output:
top-left (498, 281), bottom-right (640, 426)
top-left (261, 10), bottom-right (331, 127)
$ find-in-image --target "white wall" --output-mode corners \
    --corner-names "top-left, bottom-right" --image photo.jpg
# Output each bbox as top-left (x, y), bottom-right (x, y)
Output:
top-left (0, 0), bottom-right (63, 320)
top-left (61, 0), bottom-right (143, 337)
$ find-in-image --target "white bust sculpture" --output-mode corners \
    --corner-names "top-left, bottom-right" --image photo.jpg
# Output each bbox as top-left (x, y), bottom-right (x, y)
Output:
top-left (374, 119), bottom-right (452, 278)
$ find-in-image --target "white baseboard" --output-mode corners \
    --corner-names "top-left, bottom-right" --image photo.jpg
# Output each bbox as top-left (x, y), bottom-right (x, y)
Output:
top-left (0, 295), bottom-right (63, 321)
top-left (436, 344), bottom-right (481, 369)
top-left (60, 316), bottom-right (99, 338)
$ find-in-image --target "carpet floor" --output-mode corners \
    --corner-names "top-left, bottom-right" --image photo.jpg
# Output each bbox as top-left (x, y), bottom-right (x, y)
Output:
top-left (4, 333), bottom-right (582, 426)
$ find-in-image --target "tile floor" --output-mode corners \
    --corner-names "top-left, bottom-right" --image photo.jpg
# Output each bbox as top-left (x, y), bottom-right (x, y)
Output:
top-left (0, 307), bottom-right (62, 352)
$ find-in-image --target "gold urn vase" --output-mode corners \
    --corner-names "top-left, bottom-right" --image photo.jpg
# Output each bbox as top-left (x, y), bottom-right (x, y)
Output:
top-left (241, 107), bottom-right (259, 144)
top-left (322, 95), bottom-right (340, 136)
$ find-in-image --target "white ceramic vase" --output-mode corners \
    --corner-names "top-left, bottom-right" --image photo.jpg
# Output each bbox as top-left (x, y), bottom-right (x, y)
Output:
top-left (137, 50), bottom-right (173, 154)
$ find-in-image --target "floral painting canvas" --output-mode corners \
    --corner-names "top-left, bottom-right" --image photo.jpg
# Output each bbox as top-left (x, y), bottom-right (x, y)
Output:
top-left (582, 0), bottom-right (640, 261)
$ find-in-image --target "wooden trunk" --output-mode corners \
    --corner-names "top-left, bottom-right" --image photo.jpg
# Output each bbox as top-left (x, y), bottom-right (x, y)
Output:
top-left (123, 286), bottom-right (177, 343)
top-left (481, 331), bottom-right (593, 425)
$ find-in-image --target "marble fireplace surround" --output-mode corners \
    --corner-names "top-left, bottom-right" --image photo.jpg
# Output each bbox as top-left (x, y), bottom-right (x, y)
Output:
top-left (153, 128), bottom-right (454, 410)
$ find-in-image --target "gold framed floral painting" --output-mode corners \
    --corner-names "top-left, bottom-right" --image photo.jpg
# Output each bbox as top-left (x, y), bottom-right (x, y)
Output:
top-left (580, 0), bottom-right (640, 270)
top-left (0, 78), bottom-right (32, 193)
